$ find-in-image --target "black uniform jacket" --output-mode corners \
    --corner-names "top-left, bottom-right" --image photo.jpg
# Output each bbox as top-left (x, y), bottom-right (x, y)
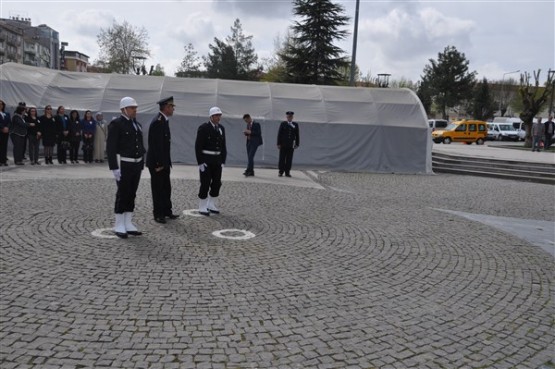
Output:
top-left (277, 121), bottom-right (300, 148)
top-left (107, 115), bottom-right (146, 170)
top-left (195, 122), bottom-right (227, 165)
top-left (146, 112), bottom-right (172, 169)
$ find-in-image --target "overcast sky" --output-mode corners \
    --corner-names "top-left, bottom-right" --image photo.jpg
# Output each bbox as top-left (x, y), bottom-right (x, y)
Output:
top-left (1, 0), bottom-right (554, 83)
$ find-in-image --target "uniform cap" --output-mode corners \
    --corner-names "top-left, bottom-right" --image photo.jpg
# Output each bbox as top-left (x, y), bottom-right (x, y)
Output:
top-left (286, 111), bottom-right (294, 115)
top-left (18, 101), bottom-right (26, 107)
top-left (119, 97), bottom-right (138, 109)
top-left (209, 106), bottom-right (222, 116)
top-left (157, 96), bottom-right (174, 107)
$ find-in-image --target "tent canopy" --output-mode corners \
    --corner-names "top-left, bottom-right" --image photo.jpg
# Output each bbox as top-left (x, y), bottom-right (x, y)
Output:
top-left (0, 63), bottom-right (431, 173)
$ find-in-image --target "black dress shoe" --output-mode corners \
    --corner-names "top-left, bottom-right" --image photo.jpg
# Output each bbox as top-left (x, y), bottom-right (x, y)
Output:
top-left (127, 230), bottom-right (143, 236)
top-left (154, 217), bottom-right (167, 224)
top-left (285, 173), bottom-right (292, 177)
top-left (114, 231), bottom-right (128, 239)
top-left (278, 172), bottom-right (283, 177)
top-left (166, 214), bottom-right (179, 219)
top-left (199, 211), bottom-right (210, 216)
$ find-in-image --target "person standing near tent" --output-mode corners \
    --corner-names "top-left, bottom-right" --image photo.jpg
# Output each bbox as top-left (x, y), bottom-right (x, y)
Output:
top-left (277, 111), bottom-right (300, 177)
top-left (39, 105), bottom-right (57, 165)
top-left (147, 96), bottom-right (179, 224)
top-left (242, 113), bottom-right (263, 177)
top-left (9, 104), bottom-right (27, 165)
top-left (55, 106), bottom-right (70, 164)
top-left (0, 99), bottom-right (11, 166)
top-left (107, 96), bottom-right (146, 239)
top-left (195, 106), bottom-right (227, 216)
top-left (93, 112), bottom-right (107, 163)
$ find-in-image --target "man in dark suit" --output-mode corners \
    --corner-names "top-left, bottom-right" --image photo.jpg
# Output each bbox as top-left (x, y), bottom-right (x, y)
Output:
top-left (107, 96), bottom-right (146, 238)
top-left (146, 96), bottom-right (179, 224)
top-left (277, 111), bottom-right (300, 177)
top-left (242, 113), bottom-right (263, 176)
top-left (195, 106), bottom-right (227, 216)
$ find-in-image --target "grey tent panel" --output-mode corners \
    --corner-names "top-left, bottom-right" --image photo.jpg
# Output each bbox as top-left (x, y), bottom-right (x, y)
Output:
top-left (0, 63), bottom-right (431, 173)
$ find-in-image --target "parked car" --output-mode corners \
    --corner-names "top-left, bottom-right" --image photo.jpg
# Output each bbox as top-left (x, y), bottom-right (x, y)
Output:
top-left (488, 122), bottom-right (520, 141)
top-left (431, 120), bottom-right (487, 144)
top-left (487, 123), bottom-right (501, 141)
top-left (428, 119), bottom-right (449, 132)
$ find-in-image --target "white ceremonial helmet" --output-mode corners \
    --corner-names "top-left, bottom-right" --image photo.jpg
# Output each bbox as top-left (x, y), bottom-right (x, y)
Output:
top-left (209, 106), bottom-right (222, 116)
top-left (120, 97), bottom-right (138, 109)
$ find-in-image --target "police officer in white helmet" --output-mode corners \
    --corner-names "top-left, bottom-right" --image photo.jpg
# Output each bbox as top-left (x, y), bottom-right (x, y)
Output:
top-left (106, 96), bottom-right (146, 238)
top-left (195, 106), bottom-right (227, 216)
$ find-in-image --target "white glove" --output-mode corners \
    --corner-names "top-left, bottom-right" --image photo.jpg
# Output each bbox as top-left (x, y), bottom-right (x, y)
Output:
top-left (199, 163), bottom-right (207, 172)
top-left (112, 169), bottom-right (121, 181)
top-left (221, 163), bottom-right (225, 169)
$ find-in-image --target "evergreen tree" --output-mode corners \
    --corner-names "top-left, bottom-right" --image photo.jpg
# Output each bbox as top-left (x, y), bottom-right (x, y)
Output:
top-left (203, 19), bottom-right (259, 80)
top-left (471, 78), bottom-right (496, 121)
top-left (422, 45), bottom-right (476, 119)
top-left (176, 43), bottom-right (202, 78)
top-left (281, 0), bottom-right (350, 85)
top-left (416, 79), bottom-right (433, 116)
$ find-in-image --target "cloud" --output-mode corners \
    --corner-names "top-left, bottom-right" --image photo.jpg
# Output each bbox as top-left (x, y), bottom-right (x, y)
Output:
top-left (212, 0), bottom-right (293, 18)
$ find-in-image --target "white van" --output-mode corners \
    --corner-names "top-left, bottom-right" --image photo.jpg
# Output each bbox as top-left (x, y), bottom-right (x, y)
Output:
top-left (488, 121), bottom-right (520, 141)
top-left (493, 117), bottom-right (524, 141)
top-left (428, 119), bottom-right (449, 132)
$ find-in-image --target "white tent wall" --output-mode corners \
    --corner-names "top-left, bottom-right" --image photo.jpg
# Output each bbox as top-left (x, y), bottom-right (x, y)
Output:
top-left (0, 63), bottom-right (431, 173)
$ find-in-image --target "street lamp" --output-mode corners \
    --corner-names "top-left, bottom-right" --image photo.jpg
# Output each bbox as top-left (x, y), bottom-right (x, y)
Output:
top-left (500, 69), bottom-right (520, 116)
top-left (349, 0), bottom-right (360, 86)
top-left (548, 69), bottom-right (555, 118)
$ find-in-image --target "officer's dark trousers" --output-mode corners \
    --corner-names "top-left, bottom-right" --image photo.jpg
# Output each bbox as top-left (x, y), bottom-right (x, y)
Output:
top-left (278, 146), bottom-right (294, 174)
top-left (0, 132), bottom-right (9, 164)
top-left (10, 134), bottom-right (25, 163)
top-left (149, 166), bottom-right (172, 218)
top-left (246, 141), bottom-right (258, 173)
top-left (70, 141), bottom-right (80, 162)
top-left (115, 161), bottom-right (143, 214)
top-left (198, 158), bottom-right (222, 199)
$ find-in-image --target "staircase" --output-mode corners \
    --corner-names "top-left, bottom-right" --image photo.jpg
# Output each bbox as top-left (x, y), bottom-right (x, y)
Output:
top-left (432, 152), bottom-right (555, 185)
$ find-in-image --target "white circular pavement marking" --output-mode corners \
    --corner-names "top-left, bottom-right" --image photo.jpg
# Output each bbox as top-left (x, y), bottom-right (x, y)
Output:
top-left (212, 229), bottom-right (256, 240)
top-left (91, 228), bottom-right (118, 239)
top-left (182, 209), bottom-right (205, 217)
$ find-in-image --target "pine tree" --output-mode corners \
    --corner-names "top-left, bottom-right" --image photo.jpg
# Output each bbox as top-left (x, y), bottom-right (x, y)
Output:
top-left (281, 0), bottom-right (350, 85)
top-left (471, 78), bottom-right (496, 121)
top-left (422, 45), bottom-right (476, 119)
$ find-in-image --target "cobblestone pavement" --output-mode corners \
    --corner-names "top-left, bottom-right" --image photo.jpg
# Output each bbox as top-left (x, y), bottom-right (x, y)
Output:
top-left (1, 164), bottom-right (554, 369)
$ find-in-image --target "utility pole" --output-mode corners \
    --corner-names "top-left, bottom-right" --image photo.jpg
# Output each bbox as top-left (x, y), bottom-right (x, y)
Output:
top-left (349, 0), bottom-right (360, 86)
top-left (500, 69), bottom-right (519, 116)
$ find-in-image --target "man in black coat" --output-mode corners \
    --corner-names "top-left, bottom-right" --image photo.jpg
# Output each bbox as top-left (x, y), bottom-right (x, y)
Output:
top-left (242, 113), bottom-right (263, 176)
top-left (195, 106), bottom-right (227, 216)
top-left (277, 111), bottom-right (300, 177)
top-left (106, 96), bottom-right (146, 238)
top-left (146, 96), bottom-right (179, 224)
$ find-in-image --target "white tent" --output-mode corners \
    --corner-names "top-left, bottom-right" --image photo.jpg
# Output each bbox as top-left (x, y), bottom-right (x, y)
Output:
top-left (0, 63), bottom-right (432, 173)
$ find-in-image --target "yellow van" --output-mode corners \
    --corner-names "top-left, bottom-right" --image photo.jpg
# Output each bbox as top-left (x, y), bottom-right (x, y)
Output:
top-left (431, 120), bottom-right (488, 145)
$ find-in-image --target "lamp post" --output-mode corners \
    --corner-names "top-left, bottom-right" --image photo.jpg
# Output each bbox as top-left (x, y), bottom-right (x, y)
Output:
top-left (548, 69), bottom-right (555, 118)
top-left (500, 69), bottom-right (519, 116)
top-left (349, 0), bottom-right (360, 86)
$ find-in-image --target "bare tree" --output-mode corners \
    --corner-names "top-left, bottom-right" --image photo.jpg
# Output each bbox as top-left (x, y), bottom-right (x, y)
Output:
top-left (97, 20), bottom-right (151, 74)
top-left (518, 69), bottom-right (554, 146)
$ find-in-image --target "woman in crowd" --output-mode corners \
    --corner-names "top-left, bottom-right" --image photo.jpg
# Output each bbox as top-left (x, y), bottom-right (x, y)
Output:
top-left (55, 106), bottom-right (70, 164)
top-left (10, 105), bottom-right (27, 165)
top-left (0, 99), bottom-right (10, 166)
top-left (93, 112), bottom-right (107, 163)
top-left (25, 106), bottom-right (41, 165)
top-left (39, 105), bottom-right (57, 164)
top-left (68, 109), bottom-right (82, 163)
top-left (81, 110), bottom-right (96, 163)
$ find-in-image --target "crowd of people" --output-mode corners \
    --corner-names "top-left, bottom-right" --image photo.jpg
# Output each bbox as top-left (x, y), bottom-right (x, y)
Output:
top-left (0, 99), bottom-right (108, 166)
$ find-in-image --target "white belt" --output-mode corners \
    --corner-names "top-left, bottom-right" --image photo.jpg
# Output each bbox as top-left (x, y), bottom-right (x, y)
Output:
top-left (120, 156), bottom-right (143, 163)
top-left (202, 150), bottom-right (221, 155)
